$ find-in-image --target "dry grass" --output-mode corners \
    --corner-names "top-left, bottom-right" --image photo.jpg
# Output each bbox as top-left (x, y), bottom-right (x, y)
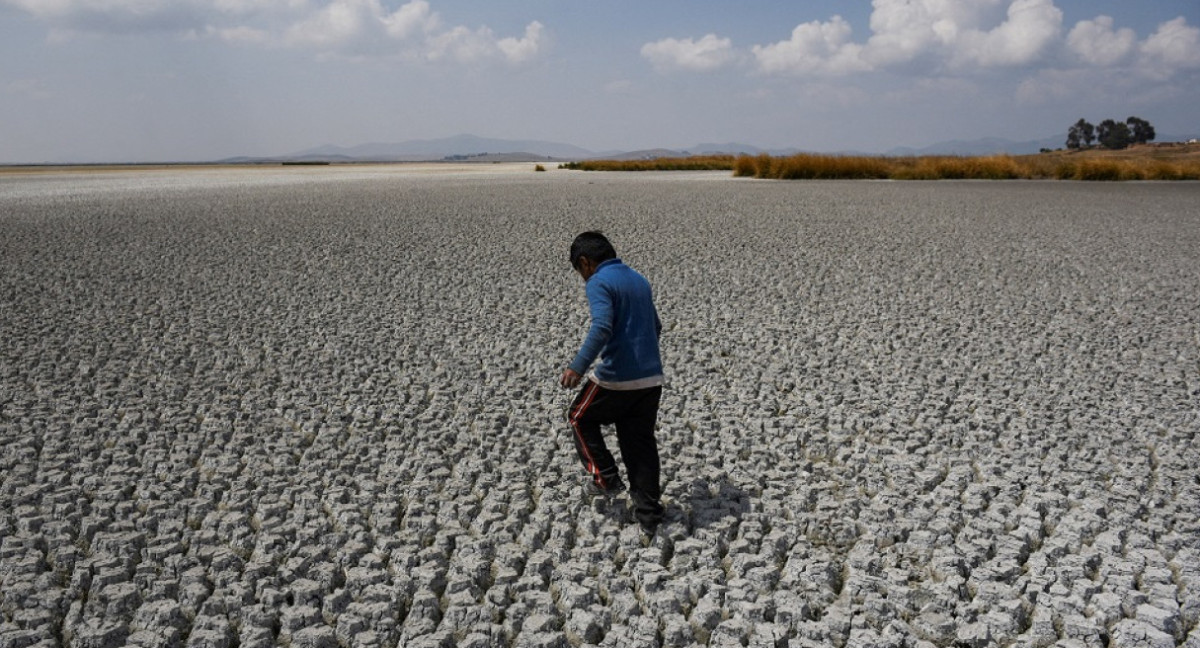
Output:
top-left (560, 143), bottom-right (1200, 181)
top-left (735, 148), bottom-right (1200, 181)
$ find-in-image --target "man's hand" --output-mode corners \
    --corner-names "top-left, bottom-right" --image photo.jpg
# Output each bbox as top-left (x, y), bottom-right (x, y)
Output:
top-left (560, 368), bottom-right (582, 389)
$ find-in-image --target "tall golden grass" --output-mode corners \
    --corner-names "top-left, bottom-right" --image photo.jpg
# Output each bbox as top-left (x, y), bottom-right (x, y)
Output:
top-left (562, 153), bottom-right (1200, 180)
top-left (736, 153), bottom-right (1200, 181)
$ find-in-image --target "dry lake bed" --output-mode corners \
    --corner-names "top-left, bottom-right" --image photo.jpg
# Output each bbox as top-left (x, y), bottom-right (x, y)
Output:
top-left (1, 165), bottom-right (1198, 648)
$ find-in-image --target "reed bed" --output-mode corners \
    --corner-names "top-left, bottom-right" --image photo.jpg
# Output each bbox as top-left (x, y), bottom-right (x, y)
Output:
top-left (740, 153), bottom-right (1200, 180)
top-left (566, 153), bottom-right (1200, 180)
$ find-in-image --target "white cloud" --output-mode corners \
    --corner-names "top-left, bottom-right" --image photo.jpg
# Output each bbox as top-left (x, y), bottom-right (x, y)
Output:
top-left (1139, 17), bottom-right (1200, 70)
top-left (283, 0), bottom-right (542, 62)
top-left (862, 0), bottom-right (978, 68)
top-left (1062, 15), bottom-right (1200, 81)
top-left (380, 0), bottom-right (437, 40)
top-left (858, 0), bottom-right (1067, 71)
top-left (752, 16), bottom-right (869, 75)
top-left (284, 0), bottom-right (368, 48)
top-left (662, 1), bottom-right (1070, 77)
top-left (748, 0), bottom-right (1065, 75)
top-left (640, 34), bottom-right (738, 73)
top-left (1, 0), bottom-right (208, 33)
top-left (954, 0), bottom-right (1062, 68)
top-left (424, 20), bottom-right (543, 64)
top-left (656, 0), bottom-right (1200, 81)
top-left (2, 0), bottom-right (157, 18)
top-left (1067, 16), bottom-right (1136, 66)
top-left (2, 0), bottom-right (543, 64)
top-left (497, 20), bottom-right (544, 64)
top-left (426, 25), bottom-right (498, 63)
top-left (211, 0), bottom-right (307, 13)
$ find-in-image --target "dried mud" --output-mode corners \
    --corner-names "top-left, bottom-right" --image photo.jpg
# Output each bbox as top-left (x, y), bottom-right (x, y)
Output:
top-left (2, 168), bottom-right (1198, 648)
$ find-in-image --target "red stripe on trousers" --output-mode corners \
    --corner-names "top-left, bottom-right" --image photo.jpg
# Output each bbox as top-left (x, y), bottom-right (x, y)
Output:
top-left (569, 381), bottom-right (605, 486)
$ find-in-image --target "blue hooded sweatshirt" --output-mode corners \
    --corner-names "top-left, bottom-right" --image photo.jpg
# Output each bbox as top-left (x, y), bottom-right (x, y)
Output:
top-left (569, 258), bottom-right (664, 389)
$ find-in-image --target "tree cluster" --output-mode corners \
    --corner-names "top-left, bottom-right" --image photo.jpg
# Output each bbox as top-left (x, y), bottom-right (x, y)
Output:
top-left (1067, 117), bottom-right (1155, 150)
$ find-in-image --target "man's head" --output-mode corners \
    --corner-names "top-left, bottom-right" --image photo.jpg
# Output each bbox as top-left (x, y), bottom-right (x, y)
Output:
top-left (570, 231), bottom-right (616, 280)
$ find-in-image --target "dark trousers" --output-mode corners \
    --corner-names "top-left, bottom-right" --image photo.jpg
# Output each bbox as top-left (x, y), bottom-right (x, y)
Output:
top-left (567, 380), bottom-right (664, 523)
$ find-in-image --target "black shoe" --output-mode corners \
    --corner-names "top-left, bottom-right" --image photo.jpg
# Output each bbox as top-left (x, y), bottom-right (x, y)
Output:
top-left (630, 491), bottom-right (664, 527)
top-left (585, 476), bottom-right (626, 499)
top-left (638, 519), bottom-right (660, 536)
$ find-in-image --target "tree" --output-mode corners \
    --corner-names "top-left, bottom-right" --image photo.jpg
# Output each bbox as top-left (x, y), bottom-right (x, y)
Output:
top-left (1066, 118), bottom-right (1095, 149)
top-left (1126, 116), bottom-right (1155, 145)
top-left (1097, 119), bottom-right (1132, 150)
top-left (1081, 120), bottom-right (1096, 147)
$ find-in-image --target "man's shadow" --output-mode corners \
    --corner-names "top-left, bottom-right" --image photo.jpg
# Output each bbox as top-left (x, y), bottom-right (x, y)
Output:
top-left (587, 476), bottom-right (749, 533)
top-left (669, 476), bottom-right (750, 532)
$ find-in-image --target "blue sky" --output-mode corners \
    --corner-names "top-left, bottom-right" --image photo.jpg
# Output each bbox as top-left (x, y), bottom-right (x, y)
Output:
top-left (1, 0), bottom-right (1197, 163)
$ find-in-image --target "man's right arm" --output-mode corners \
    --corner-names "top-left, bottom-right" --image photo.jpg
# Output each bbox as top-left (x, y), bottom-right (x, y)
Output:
top-left (568, 281), bottom-right (614, 375)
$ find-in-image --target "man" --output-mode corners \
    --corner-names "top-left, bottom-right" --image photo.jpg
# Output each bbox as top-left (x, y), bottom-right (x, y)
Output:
top-left (560, 231), bottom-right (665, 532)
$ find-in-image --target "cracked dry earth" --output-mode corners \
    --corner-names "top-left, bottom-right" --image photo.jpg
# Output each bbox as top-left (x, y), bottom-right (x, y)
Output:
top-left (1, 167), bottom-right (1198, 648)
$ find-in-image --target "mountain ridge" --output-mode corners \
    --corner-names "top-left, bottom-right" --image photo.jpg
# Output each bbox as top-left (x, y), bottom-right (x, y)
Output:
top-left (294, 134), bottom-right (595, 161)
top-left (220, 132), bottom-right (1200, 164)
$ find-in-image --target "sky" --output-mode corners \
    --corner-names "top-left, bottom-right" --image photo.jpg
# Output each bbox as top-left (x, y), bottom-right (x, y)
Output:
top-left (1, 0), bottom-right (1198, 163)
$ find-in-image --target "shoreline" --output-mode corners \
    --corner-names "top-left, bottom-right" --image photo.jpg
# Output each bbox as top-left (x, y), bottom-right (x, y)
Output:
top-left (0, 161), bottom-right (559, 176)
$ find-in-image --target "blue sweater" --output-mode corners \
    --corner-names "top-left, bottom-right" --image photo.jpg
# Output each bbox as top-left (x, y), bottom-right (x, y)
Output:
top-left (569, 258), bottom-right (664, 388)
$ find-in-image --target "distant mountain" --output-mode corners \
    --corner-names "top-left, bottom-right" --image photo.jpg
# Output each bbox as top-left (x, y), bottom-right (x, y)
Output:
top-left (292, 134), bottom-right (594, 161)
top-left (598, 148), bottom-right (688, 161)
top-left (689, 142), bottom-right (802, 156)
top-left (887, 136), bottom-right (1064, 157)
top-left (286, 136), bottom-right (801, 163)
top-left (227, 132), bottom-right (1200, 166)
top-left (595, 143), bottom-right (804, 160)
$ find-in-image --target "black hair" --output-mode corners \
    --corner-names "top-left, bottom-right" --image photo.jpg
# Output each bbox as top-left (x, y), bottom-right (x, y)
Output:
top-left (569, 231), bottom-right (617, 269)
